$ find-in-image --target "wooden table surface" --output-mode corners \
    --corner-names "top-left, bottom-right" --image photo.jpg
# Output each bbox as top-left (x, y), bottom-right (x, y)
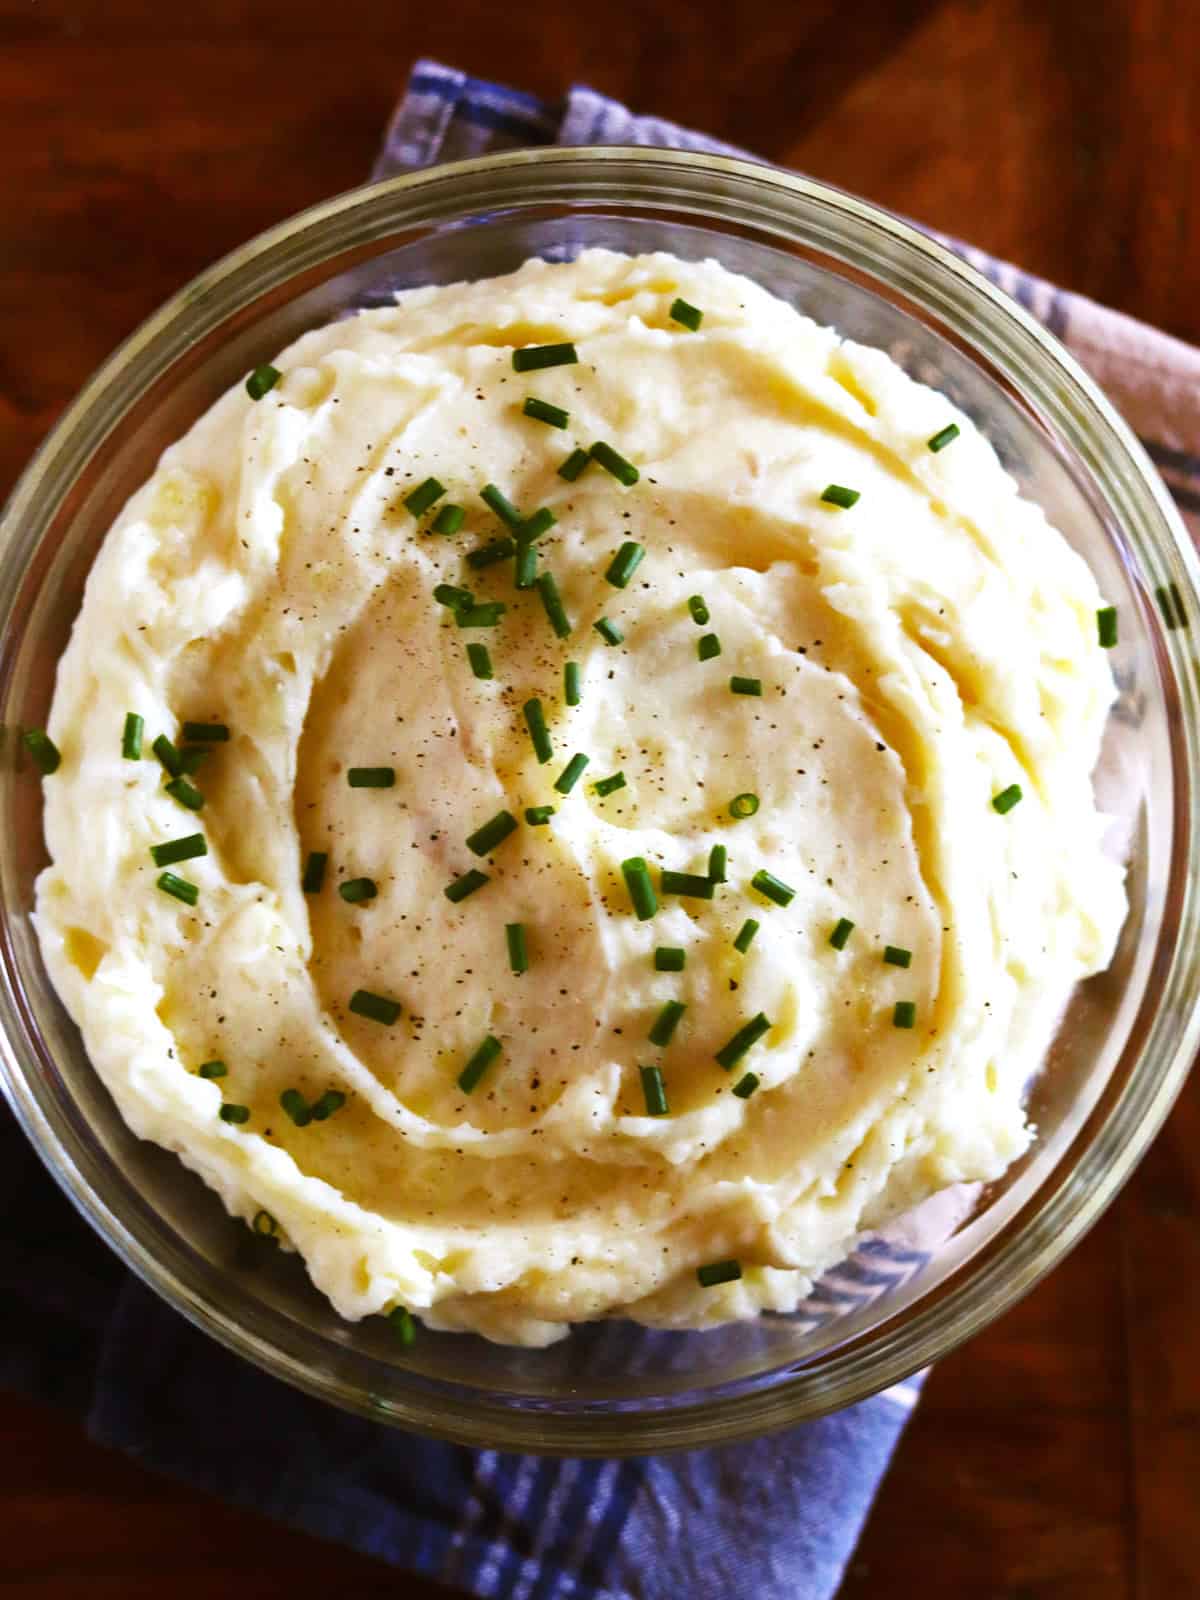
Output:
top-left (2, 1), bottom-right (1197, 1595)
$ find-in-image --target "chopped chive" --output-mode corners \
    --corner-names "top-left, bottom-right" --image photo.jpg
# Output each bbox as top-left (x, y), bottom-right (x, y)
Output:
top-left (434, 582), bottom-right (474, 611)
top-left (523, 396), bottom-right (569, 429)
top-left (349, 989), bottom-right (401, 1025)
top-left (687, 595), bottom-right (710, 625)
top-left (820, 484), bottom-right (860, 509)
top-left (181, 722), bottom-right (229, 743)
top-left (605, 541), bottom-right (646, 589)
top-left (403, 477), bottom-right (446, 517)
top-left (593, 771), bottom-right (626, 797)
top-left (537, 571), bottom-right (572, 638)
top-left (523, 697), bottom-right (553, 764)
top-left (554, 752), bottom-right (590, 794)
top-left (733, 918), bottom-right (760, 953)
top-left (310, 1089), bottom-right (346, 1122)
top-left (197, 1060), bottom-right (227, 1079)
top-left (732, 1072), bottom-right (759, 1099)
top-left (21, 729), bottom-right (60, 775)
top-left (467, 642), bottom-right (494, 679)
top-left (431, 502), bottom-right (466, 536)
top-left (466, 536), bottom-right (516, 570)
top-left (715, 1012), bottom-right (771, 1070)
top-left (150, 832), bottom-right (207, 868)
top-left (927, 423), bottom-right (961, 453)
top-left (505, 922), bottom-right (529, 975)
top-left (152, 733), bottom-right (183, 777)
top-left (458, 1033), bottom-right (502, 1093)
top-left (445, 869), bottom-right (489, 903)
top-left (992, 784), bottom-right (1023, 815)
top-left (1156, 582), bottom-right (1188, 631)
top-left (177, 747), bottom-right (210, 776)
top-left (655, 947), bottom-right (686, 971)
top-left (729, 792), bottom-right (759, 819)
top-left (156, 871), bottom-right (198, 905)
top-left (751, 869), bottom-right (795, 907)
top-left (524, 804), bottom-right (555, 825)
top-left (280, 1088), bottom-right (311, 1127)
top-left (1097, 606), bottom-right (1118, 648)
top-left (253, 1209), bottom-right (279, 1237)
top-left (121, 713), bottom-right (144, 761)
top-left (589, 441), bottom-right (639, 486)
top-left (164, 776), bottom-right (204, 811)
top-left (219, 1103), bottom-right (250, 1123)
top-left (883, 945), bottom-right (912, 968)
top-left (660, 869), bottom-right (714, 900)
top-left (466, 809), bottom-right (518, 856)
top-left (519, 507), bottom-right (557, 542)
top-left (457, 602), bottom-right (507, 628)
top-left (348, 767), bottom-right (395, 788)
top-left (389, 1306), bottom-right (417, 1345)
top-left (564, 660), bottom-right (581, 706)
top-left (245, 364), bottom-right (280, 400)
top-left (302, 851), bottom-right (327, 893)
top-left (730, 676), bottom-right (762, 696)
top-left (557, 447), bottom-right (591, 482)
top-left (894, 1000), bottom-right (917, 1029)
top-left (649, 999), bottom-right (686, 1047)
top-left (512, 342), bottom-right (578, 373)
top-left (514, 540), bottom-right (539, 590)
top-left (698, 634), bottom-right (722, 661)
top-left (338, 876), bottom-right (378, 904)
top-left (829, 917), bottom-right (855, 950)
top-left (621, 856), bottom-right (658, 920)
top-left (594, 616), bottom-right (624, 646)
top-left (708, 844), bottom-right (727, 883)
top-left (640, 1064), bottom-right (670, 1117)
top-left (669, 297), bottom-right (703, 331)
top-left (697, 1259), bottom-right (742, 1287)
top-left (480, 483), bottom-right (524, 529)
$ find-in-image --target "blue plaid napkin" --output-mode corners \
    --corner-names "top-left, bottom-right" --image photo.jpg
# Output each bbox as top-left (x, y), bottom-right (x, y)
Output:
top-left (6, 55), bottom-right (1199, 1600)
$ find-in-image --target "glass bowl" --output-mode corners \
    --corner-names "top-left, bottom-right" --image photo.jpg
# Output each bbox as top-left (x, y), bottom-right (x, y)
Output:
top-left (2, 148), bottom-right (1198, 1455)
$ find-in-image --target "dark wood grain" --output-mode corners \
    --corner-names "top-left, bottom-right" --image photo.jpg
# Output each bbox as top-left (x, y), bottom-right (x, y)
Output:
top-left (2, 0), bottom-right (1198, 1594)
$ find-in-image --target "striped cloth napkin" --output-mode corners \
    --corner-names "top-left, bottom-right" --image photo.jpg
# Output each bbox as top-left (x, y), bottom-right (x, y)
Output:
top-left (5, 56), bottom-right (1198, 1600)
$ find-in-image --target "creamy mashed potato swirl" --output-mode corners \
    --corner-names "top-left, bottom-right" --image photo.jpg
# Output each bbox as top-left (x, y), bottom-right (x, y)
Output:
top-left (35, 251), bottom-right (1125, 1345)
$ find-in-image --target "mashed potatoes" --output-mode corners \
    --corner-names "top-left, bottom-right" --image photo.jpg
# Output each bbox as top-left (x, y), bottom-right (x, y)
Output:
top-left (34, 251), bottom-right (1126, 1345)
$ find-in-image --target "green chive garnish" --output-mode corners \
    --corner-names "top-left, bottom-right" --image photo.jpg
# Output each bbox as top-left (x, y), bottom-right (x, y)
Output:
top-left (537, 572), bottom-right (572, 639)
top-left (21, 729), bottom-right (60, 775)
top-left (698, 634), bottom-right (722, 661)
top-left (640, 1064), bottom-right (670, 1117)
top-left (733, 918), bottom-right (759, 953)
top-left (253, 1210), bottom-right (278, 1237)
top-left (245, 364), bottom-right (280, 400)
top-left (594, 617), bottom-right (624, 646)
top-left (466, 536), bottom-right (516, 570)
top-left (729, 793), bottom-right (759, 818)
top-left (150, 833), bottom-right (207, 868)
top-left (715, 1012), bottom-right (771, 1070)
top-left (444, 869), bottom-right (489, 902)
top-left (178, 747), bottom-right (210, 776)
top-left (403, 477), bottom-right (446, 517)
top-left (219, 1103), bottom-right (250, 1123)
top-left (506, 922), bottom-right (529, 975)
top-left (1097, 606), bottom-right (1118, 648)
top-left (621, 857), bottom-right (658, 921)
top-left (523, 396), bottom-right (569, 429)
top-left (829, 917), bottom-right (855, 950)
top-left (431, 503), bottom-right (466, 536)
top-left (457, 602), bottom-right (507, 628)
top-left (697, 1259), bottom-right (741, 1287)
top-left (348, 767), bottom-right (395, 788)
top-left (992, 784), bottom-right (1023, 815)
top-left (820, 484), bottom-right (860, 509)
top-left (730, 676), bottom-right (762, 696)
top-left (593, 771), bottom-right (626, 797)
top-left (310, 1089), bottom-right (346, 1122)
top-left (520, 507), bottom-right (557, 542)
top-left (660, 869), bottom-right (714, 900)
top-left (280, 1088), bottom-right (311, 1127)
top-left (122, 713), bottom-right (144, 761)
top-left (589, 440), bottom-right (639, 485)
top-left (467, 642), bottom-right (493, 679)
top-left (894, 1000), bottom-right (917, 1028)
top-left (655, 947), bottom-right (686, 972)
top-left (523, 698), bottom-right (553, 765)
top-left (181, 722), bottom-right (229, 744)
top-left (156, 871), bottom-right (198, 905)
top-left (558, 447), bottom-right (591, 481)
top-left (554, 752), bottom-right (590, 794)
top-left (708, 844), bottom-right (727, 884)
top-left (648, 999), bottom-right (686, 1047)
top-left (152, 733), bottom-right (183, 777)
top-left (458, 1033), bottom-right (502, 1093)
top-left (525, 805), bottom-right (555, 825)
top-left (564, 661), bottom-right (581, 706)
top-left (197, 1060), bottom-right (227, 1079)
top-left (751, 869), bottom-right (795, 907)
top-left (1156, 582), bottom-right (1188, 631)
top-left (480, 483), bottom-right (524, 529)
top-left (338, 877), bottom-right (378, 904)
top-left (669, 298), bottom-right (703, 331)
top-left (514, 541), bottom-right (539, 590)
top-left (434, 582), bottom-right (474, 611)
top-left (349, 989), bottom-right (401, 1025)
top-left (732, 1073), bottom-right (759, 1100)
top-left (164, 776), bottom-right (204, 811)
top-left (883, 945), bottom-right (912, 968)
top-left (927, 423), bottom-right (960, 453)
top-left (389, 1306), bottom-right (417, 1345)
top-left (466, 809), bottom-right (518, 856)
top-left (687, 595), bottom-right (710, 625)
top-left (605, 541), bottom-right (646, 589)
top-left (512, 343), bottom-right (578, 373)
top-left (302, 851), bottom-right (327, 894)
